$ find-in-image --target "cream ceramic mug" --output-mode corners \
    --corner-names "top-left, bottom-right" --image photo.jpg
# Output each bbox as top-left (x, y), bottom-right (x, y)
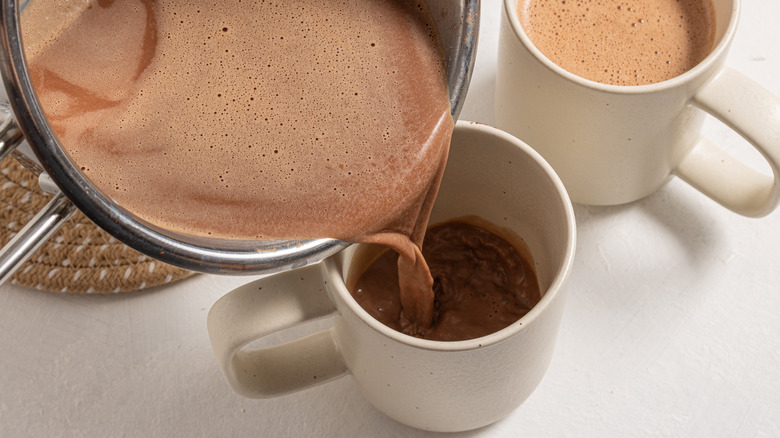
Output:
top-left (495, 0), bottom-right (780, 217)
top-left (207, 121), bottom-right (576, 432)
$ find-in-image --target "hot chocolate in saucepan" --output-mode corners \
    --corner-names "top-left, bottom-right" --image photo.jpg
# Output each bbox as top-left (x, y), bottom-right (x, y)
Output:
top-left (22, 0), bottom-right (451, 244)
top-left (23, 0), bottom-right (538, 340)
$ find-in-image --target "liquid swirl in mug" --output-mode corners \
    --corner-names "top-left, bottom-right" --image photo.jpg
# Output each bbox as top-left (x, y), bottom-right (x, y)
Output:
top-left (351, 219), bottom-right (541, 341)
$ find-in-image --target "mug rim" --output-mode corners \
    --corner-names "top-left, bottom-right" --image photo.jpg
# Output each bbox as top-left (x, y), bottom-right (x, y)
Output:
top-left (322, 120), bottom-right (577, 352)
top-left (503, 0), bottom-right (740, 95)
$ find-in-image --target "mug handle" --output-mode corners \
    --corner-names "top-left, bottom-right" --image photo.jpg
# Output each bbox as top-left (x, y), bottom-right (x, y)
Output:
top-left (674, 68), bottom-right (780, 217)
top-left (207, 264), bottom-right (348, 398)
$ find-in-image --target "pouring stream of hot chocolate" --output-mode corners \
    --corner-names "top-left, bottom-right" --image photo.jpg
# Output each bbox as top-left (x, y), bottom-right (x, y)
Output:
top-left (22, 0), bottom-right (451, 328)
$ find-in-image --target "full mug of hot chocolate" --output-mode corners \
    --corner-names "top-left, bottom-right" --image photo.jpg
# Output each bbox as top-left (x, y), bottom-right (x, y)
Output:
top-left (207, 122), bottom-right (576, 432)
top-left (495, 0), bottom-right (780, 216)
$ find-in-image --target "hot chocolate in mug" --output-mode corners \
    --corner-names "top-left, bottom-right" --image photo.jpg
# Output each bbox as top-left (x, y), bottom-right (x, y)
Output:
top-left (207, 122), bottom-right (576, 432)
top-left (495, 0), bottom-right (780, 217)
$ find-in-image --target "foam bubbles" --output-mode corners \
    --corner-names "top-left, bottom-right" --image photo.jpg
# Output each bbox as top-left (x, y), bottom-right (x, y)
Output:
top-left (24, 0), bottom-right (451, 241)
top-left (519, 0), bottom-right (716, 85)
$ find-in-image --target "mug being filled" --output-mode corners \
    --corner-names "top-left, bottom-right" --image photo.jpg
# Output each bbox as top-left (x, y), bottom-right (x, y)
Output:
top-left (207, 121), bottom-right (576, 432)
top-left (495, 0), bottom-right (780, 217)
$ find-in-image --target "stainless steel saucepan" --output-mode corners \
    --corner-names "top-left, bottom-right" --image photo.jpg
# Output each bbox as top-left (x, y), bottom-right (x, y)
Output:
top-left (0, 0), bottom-right (479, 283)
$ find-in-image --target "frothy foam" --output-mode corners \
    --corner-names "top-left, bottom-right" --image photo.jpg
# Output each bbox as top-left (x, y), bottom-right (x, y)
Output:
top-left (518, 0), bottom-right (716, 86)
top-left (23, 0), bottom-right (451, 243)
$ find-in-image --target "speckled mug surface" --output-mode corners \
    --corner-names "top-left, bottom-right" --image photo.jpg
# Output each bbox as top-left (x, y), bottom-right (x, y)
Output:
top-left (207, 121), bottom-right (576, 431)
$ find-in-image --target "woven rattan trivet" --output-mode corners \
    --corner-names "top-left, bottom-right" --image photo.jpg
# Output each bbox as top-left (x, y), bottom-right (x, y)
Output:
top-left (0, 156), bottom-right (194, 293)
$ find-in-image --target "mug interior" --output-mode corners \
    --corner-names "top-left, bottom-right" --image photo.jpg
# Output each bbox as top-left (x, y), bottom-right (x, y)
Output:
top-left (504, 0), bottom-right (739, 93)
top-left (329, 121), bottom-right (576, 352)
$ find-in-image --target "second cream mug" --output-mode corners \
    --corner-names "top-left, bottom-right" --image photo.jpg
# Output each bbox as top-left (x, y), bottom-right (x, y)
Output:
top-left (207, 121), bottom-right (576, 432)
top-left (495, 0), bottom-right (780, 217)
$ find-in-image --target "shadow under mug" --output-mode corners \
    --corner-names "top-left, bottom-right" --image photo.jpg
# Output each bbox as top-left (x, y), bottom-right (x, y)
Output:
top-left (207, 121), bottom-right (576, 432)
top-left (495, 0), bottom-right (780, 217)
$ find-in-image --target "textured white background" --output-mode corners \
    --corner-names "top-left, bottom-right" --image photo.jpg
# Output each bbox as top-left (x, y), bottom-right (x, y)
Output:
top-left (2, 0), bottom-right (780, 436)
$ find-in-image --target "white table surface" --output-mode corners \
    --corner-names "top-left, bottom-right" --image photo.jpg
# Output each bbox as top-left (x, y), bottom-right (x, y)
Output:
top-left (2, 1), bottom-right (779, 436)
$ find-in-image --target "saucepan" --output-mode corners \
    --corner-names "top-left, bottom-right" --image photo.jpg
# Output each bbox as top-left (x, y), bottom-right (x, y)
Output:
top-left (0, 0), bottom-right (479, 283)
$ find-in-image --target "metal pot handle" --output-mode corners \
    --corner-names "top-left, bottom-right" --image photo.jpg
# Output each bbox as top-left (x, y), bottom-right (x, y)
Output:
top-left (0, 101), bottom-right (22, 161)
top-left (0, 105), bottom-right (77, 285)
